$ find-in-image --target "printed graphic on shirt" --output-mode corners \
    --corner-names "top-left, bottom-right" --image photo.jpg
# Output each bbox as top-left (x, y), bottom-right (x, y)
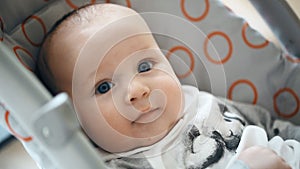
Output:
top-left (183, 103), bottom-right (246, 169)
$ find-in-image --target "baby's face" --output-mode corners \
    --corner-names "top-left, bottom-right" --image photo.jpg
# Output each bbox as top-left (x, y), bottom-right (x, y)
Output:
top-left (47, 4), bottom-right (184, 153)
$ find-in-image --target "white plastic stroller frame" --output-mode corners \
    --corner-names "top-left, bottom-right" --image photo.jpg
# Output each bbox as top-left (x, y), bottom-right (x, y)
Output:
top-left (0, 45), bottom-right (107, 168)
top-left (250, 0), bottom-right (300, 56)
top-left (0, 0), bottom-right (300, 169)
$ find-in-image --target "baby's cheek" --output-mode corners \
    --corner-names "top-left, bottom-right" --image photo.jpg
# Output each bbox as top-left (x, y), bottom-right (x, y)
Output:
top-left (153, 69), bottom-right (181, 88)
top-left (157, 73), bottom-right (183, 117)
top-left (97, 100), bottom-right (123, 126)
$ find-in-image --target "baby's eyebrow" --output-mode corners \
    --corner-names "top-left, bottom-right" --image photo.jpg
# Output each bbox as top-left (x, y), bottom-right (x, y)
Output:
top-left (88, 70), bottom-right (105, 83)
top-left (89, 67), bottom-right (114, 84)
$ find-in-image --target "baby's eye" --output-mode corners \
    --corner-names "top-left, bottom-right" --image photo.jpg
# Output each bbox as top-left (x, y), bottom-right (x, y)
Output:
top-left (96, 81), bottom-right (113, 94)
top-left (138, 61), bottom-right (153, 73)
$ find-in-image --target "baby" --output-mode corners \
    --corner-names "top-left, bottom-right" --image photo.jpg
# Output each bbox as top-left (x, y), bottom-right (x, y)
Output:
top-left (37, 3), bottom-right (300, 169)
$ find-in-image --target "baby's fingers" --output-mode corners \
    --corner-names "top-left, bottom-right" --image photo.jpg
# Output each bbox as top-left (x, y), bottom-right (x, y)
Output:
top-left (278, 157), bottom-right (292, 169)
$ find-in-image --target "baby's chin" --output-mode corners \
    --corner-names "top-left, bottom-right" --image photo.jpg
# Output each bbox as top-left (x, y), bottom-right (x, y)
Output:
top-left (130, 119), bottom-right (180, 148)
top-left (99, 133), bottom-right (167, 153)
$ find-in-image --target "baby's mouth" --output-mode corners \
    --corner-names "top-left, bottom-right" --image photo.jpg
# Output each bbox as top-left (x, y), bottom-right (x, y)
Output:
top-left (133, 107), bottom-right (161, 124)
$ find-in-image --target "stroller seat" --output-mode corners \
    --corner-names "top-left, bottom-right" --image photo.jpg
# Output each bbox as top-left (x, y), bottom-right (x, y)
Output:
top-left (0, 0), bottom-right (299, 168)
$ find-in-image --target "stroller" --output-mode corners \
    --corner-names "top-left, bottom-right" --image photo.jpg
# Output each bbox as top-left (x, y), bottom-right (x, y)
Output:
top-left (0, 0), bottom-right (300, 168)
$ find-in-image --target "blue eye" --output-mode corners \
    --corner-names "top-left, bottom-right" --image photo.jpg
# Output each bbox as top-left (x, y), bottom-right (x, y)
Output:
top-left (96, 81), bottom-right (113, 94)
top-left (138, 61), bottom-right (153, 73)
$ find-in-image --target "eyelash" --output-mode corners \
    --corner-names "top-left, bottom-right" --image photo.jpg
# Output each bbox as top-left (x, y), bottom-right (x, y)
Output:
top-left (95, 60), bottom-right (154, 95)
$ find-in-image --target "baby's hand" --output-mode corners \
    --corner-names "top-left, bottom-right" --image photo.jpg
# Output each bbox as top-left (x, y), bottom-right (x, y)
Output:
top-left (238, 146), bottom-right (291, 169)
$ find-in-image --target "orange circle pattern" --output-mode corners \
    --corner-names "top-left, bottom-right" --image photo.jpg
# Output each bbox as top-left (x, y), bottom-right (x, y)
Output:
top-left (242, 23), bottom-right (269, 49)
top-left (204, 31), bottom-right (233, 64)
top-left (228, 79), bottom-right (258, 104)
top-left (106, 0), bottom-right (131, 8)
top-left (66, 0), bottom-right (96, 9)
top-left (5, 110), bottom-right (33, 142)
top-left (166, 46), bottom-right (195, 79)
top-left (3, 1), bottom-right (300, 129)
top-left (22, 15), bottom-right (47, 46)
top-left (286, 54), bottom-right (300, 63)
top-left (181, 0), bottom-right (209, 22)
top-left (13, 46), bottom-right (34, 72)
top-left (273, 88), bottom-right (299, 118)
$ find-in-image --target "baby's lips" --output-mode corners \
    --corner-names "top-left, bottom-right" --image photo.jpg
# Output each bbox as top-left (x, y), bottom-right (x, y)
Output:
top-left (134, 107), bottom-right (162, 123)
top-left (140, 106), bottom-right (151, 113)
top-left (141, 89), bottom-right (167, 123)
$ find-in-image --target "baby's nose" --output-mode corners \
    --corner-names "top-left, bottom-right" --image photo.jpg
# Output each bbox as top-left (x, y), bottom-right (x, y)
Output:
top-left (127, 79), bottom-right (150, 104)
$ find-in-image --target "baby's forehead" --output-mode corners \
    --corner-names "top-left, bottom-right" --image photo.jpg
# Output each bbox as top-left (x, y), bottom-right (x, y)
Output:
top-left (47, 3), bottom-right (140, 53)
top-left (45, 3), bottom-right (140, 62)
